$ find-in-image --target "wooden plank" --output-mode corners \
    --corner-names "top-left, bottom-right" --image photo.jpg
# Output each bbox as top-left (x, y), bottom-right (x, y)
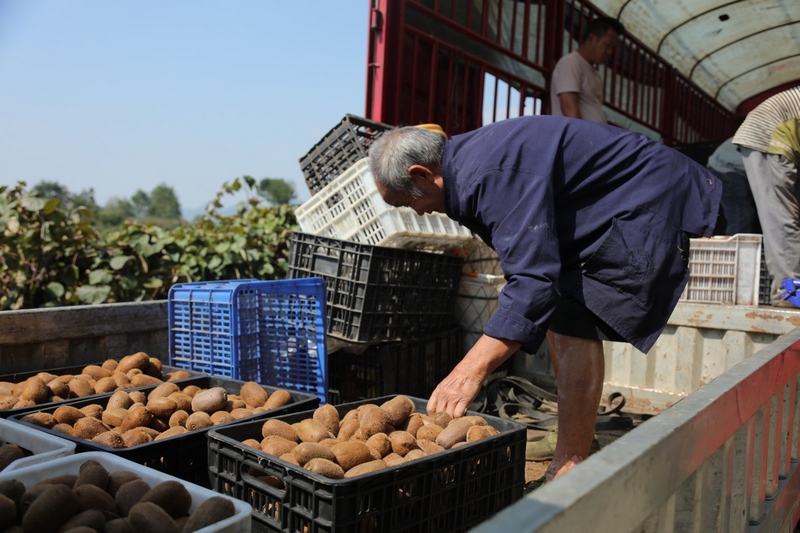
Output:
top-left (0, 302), bottom-right (168, 345)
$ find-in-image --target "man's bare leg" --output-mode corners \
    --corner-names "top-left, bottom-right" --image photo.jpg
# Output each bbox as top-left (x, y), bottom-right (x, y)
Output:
top-left (545, 330), bottom-right (605, 480)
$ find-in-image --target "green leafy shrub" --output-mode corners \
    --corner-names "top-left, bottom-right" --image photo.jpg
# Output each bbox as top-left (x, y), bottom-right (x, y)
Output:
top-left (0, 177), bottom-right (298, 310)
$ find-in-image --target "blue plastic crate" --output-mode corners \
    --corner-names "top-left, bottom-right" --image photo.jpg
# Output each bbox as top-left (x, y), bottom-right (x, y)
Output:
top-left (168, 278), bottom-right (329, 403)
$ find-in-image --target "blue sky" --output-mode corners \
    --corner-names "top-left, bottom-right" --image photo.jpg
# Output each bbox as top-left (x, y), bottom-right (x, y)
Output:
top-left (0, 1), bottom-right (368, 214)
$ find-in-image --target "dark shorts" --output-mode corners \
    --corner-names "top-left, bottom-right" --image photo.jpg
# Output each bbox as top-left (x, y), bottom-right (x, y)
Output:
top-left (548, 293), bottom-right (626, 342)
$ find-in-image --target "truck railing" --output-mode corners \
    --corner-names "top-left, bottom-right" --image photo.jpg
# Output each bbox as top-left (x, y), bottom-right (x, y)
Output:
top-left (474, 325), bottom-right (800, 533)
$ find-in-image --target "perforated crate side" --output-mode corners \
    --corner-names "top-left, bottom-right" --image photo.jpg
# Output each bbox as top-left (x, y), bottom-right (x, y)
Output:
top-left (10, 377), bottom-right (318, 487)
top-left (298, 114), bottom-right (392, 195)
top-left (169, 280), bottom-right (261, 378)
top-left (251, 278), bottom-right (329, 404)
top-left (329, 326), bottom-right (463, 403)
top-left (207, 396), bottom-right (526, 533)
top-left (680, 234), bottom-right (762, 306)
top-left (288, 232), bottom-right (464, 343)
top-left (759, 241), bottom-right (773, 305)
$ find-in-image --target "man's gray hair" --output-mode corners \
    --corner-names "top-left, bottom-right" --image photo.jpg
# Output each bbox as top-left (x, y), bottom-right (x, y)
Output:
top-left (368, 126), bottom-right (445, 196)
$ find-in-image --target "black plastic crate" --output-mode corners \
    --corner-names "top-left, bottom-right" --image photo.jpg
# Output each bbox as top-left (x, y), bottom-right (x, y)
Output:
top-left (287, 232), bottom-right (464, 343)
top-left (207, 396), bottom-right (526, 533)
top-left (759, 241), bottom-right (773, 305)
top-left (0, 362), bottom-right (205, 419)
top-left (328, 326), bottom-right (462, 404)
top-left (299, 114), bottom-right (393, 196)
top-left (9, 376), bottom-right (319, 487)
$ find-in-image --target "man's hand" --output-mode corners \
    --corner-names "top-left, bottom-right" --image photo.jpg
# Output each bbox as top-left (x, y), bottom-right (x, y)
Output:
top-left (427, 335), bottom-right (521, 418)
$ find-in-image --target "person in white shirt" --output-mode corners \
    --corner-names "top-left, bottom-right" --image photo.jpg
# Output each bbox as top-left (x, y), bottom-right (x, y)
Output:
top-left (550, 17), bottom-right (625, 123)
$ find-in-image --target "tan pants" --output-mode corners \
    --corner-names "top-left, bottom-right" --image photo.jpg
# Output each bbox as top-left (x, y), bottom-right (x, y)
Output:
top-left (740, 147), bottom-right (800, 302)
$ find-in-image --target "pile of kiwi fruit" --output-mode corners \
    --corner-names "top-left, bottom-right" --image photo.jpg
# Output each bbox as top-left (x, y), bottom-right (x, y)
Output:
top-left (247, 395), bottom-right (499, 480)
top-left (0, 458), bottom-right (236, 533)
top-left (0, 352), bottom-right (192, 412)
top-left (19, 381), bottom-right (293, 449)
top-left (0, 439), bottom-right (29, 473)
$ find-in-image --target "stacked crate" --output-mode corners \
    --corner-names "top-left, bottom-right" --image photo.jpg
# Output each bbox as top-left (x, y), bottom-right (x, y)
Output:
top-left (292, 114), bottom-right (498, 402)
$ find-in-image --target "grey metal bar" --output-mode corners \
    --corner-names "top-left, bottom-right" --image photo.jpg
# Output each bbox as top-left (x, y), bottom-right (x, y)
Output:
top-left (472, 327), bottom-right (800, 533)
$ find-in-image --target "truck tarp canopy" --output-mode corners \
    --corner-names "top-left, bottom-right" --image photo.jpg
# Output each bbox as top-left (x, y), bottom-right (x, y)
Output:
top-left (592, 0), bottom-right (800, 114)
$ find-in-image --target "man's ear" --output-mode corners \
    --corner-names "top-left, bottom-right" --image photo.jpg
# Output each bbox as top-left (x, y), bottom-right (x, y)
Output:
top-left (408, 164), bottom-right (435, 183)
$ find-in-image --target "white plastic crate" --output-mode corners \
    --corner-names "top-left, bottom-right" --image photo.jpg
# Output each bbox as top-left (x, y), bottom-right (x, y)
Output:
top-left (0, 451), bottom-right (252, 533)
top-left (296, 157), bottom-right (473, 252)
top-left (0, 417), bottom-right (75, 472)
top-left (461, 236), bottom-right (503, 276)
top-left (454, 274), bottom-right (506, 349)
top-left (680, 234), bottom-right (763, 306)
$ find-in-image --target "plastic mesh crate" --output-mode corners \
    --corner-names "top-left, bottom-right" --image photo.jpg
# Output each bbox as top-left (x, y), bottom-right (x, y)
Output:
top-left (0, 452), bottom-right (253, 533)
top-left (453, 276), bottom-right (505, 351)
top-left (461, 237), bottom-right (503, 276)
top-left (296, 157), bottom-right (474, 253)
top-left (759, 240), bottom-right (773, 305)
top-left (287, 232), bottom-right (464, 343)
top-left (9, 376), bottom-right (318, 487)
top-left (328, 326), bottom-right (462, 404)
top-left (680, 234), bottom-right (763, 306)
top-left (299, 114), bottom-right (393, 196)
top-left (207, 396), bottom-right (526, 533)
top-left (168, 278), bottom-right (329, 402)
top-left (0, 416), bottom-right (75, 471)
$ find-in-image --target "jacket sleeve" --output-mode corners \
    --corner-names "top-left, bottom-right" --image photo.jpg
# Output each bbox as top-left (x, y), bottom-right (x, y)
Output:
top-left (464, 167), bottom-right (562, 354)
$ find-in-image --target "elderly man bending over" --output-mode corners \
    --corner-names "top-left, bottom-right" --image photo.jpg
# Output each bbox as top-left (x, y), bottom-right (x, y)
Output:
top-left (368, 116), bottom-right (722, 480)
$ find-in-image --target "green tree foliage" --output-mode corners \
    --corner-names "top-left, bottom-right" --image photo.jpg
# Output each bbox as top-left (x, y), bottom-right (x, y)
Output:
top-left (148, 183), bottom-right (182, 219)
top-left (0, 178), bottom-right (297, 310)
top-left (130, 190), bottom-right (151, 218)
top-left (96, 197), bottom-right (135, 228)
top-left (257, 177), bottom-right (297, 205)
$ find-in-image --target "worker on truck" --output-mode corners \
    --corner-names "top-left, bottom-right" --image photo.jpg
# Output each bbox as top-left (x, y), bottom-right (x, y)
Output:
top-left (367, 116), bottom-right (723, 481)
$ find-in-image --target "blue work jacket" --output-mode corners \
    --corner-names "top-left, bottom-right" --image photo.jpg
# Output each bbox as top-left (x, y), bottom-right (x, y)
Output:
top-left (442, 116), bottom-right (722, 354)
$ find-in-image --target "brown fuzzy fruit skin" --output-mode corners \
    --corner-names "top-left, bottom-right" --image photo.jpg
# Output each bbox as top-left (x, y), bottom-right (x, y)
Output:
top-left (74, 459), bottom-right (110, 490)
top-left (312, 404), bottom-right (340, 436)
top-left (68, 377), bottom-right (94, 398)
top-left (404, 449), bottom-right (427, 461)
top-left (0, 479), bottom-right (26, 508)
top-left (107, 470), bottom-right (142, 497)
top-left (0, 493), bottom-right (15, 528)
top-left (365, 433), bottom-right (393, 458)
top-left (416, 425), bottom-right (443, 442)
top-left (53, 405), bottom-right (86, 426)
top-left (93, 376), bottom-right (118, 394)
top-left (147, 397), bottom-right (178, 419)
top-left (389, 431), bottom-right (419, 457)
top-left (433, 411), bottom-right (453, 428)
top-left (102, 359), bottom-right (119, 371)
top-left (115, 478), bottom-right (152, 516)
top-left (168, 392), bottom-right (193, 412)
top-left (120, 405), bottom-right (153, 433)
top-left (185, 411), bottom-right (213, 431)
top-left (46, 378), bottom-right (70, 399)
top-left (294, 419), bottom-right (331, 443)
top-left (466, 425), bottom-right (493, 443)
top-left (0, 444), bottom-right (25, 471)
top-left (167, 370), bottom-right (192, 381)
top-left (106, 517), bottom-right (134, 533)
top-left (331, 441), bottom-right (373, 472)
top-left (21, 377), bottom-right (49, 403)
top-left (292, 442), bottom-right (337, 466)
top-left (102, 407), bottom-right (129, 428)
top-left (128, 501), bottom-right (180, 533)
top-left (82, 365), bottom-right (112, 381)
top-left (20, 412), bottom-right (57, 429)
top-left (22, 484), bottom-right (80, 533)
top-left (91, 431), bottom-right (126, 449)
top-left (191, 387), bottom-right (228, 414)
top-left (140, 480), bottom-right (192, 518)
top-left (154, 426), bottom-right (188, 441)
top-left (264, 389), bottom-right (291, 410)
top-left (381, 396), bottom-right (415, 427)
top-left (383, 452), bottom-right (406, 466)
top-left (304, 458), bottom-right (344, 479)
top-left (79, 404), bottom-right (104, 419)
top-left (130, 374), bottom-right (162, 388)
top-left (181, 495), bottom-right (236, 533)
top-left (116, 352), bottom-right (150, 374)
top-left (73, 417), bottom-right (111, 441)
top-left (417, 439), bottom-right (446, 455)
top-left (435, 418), bottom-right (474, 449)
top-left (210, 411), bottom-right (235, 425)
top-left (74, 483), bottom-right (117, 513)
top-left (261, 435), bottom-right (297, 457)
top-left (337, 418), bottom-right (360, 441)
top-left (169, 409), bottom-right (189, 428)
top-left (148, 382), bottom-right (180, 401)
top-left (57, 509), bottom-right (106, 532)
top-left (359, 408), bottom-right (389, 439)
top-left (345, 459), bottom-right (388, 478)
top-left (240, 382), bottom-right (268, 408)
top-left (261, 419), bottom-right (299, 442)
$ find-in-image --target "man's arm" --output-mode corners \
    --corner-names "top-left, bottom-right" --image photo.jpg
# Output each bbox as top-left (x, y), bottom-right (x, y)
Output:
top-left (427, 334), bottom-right (521, 418)
top-left (559, 92), bottom-right (582, 119)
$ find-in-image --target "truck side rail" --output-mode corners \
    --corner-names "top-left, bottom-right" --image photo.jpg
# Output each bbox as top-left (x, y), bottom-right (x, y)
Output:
top-left (0, 301), bottom-right (168, 373)
top-left (474, 326), bottom-right (800, 533)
